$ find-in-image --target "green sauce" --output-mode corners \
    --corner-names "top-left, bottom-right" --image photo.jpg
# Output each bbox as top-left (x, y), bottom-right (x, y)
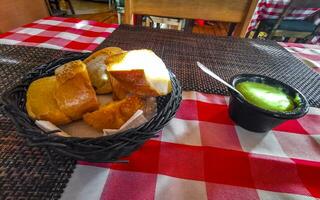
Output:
top-left (235, 81), bottom-right (295, 112)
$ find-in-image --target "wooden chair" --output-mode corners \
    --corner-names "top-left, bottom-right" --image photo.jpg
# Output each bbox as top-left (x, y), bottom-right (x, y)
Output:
top-left (0, 0), bottom-right (49, 32)
top-left (253, 0), bottom-right (320, 41)
top-left (115, 0), bottom-right (125, 24)
top-left (123, 0), bottom-right (258, 37)
top-left (45, 0), bottom-right (75, 16)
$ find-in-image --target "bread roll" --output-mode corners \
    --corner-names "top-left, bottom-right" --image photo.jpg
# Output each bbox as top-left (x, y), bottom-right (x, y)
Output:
top-left (106, 49), bottom-right (172, 97)
top-left (26, 76), bottom-right (71, 125)
top-left (84, 47), bottom-right (123, 94)
top-left (54, 60), bottom-right (99, 120)
top-left (83, 96), bottom-right (144, 130)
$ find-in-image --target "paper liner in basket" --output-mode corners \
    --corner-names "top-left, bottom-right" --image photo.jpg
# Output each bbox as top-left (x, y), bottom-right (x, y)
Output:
top-left (35, 97), bottom-right (157, 138)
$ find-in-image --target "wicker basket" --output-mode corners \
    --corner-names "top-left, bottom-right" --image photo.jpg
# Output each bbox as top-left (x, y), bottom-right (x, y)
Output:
top-left (2, 53), bottom-right (182, 162)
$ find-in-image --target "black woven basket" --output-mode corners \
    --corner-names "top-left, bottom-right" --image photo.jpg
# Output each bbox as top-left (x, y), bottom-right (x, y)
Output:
top-left (1, 53), bottom-right (182, 162)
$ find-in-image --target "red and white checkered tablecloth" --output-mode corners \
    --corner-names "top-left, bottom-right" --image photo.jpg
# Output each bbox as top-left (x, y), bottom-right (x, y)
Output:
top-left (279, 42), bottom-right (320, 73)
top-left (60, 92), bottom-right (320, 200)
top-left (248, 0), bottom-right (320, 44)
top-left (0, 17), bottom-right (118, 52)
top-left (1, 17), bottom-right (320, 200)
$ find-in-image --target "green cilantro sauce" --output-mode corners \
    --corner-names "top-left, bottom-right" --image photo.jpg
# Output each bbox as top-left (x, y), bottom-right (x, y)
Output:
top-left (235, 81), bottom-right (295, 112)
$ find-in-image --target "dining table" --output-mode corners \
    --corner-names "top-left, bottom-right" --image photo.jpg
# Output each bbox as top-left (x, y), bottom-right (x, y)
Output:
top-left (248, 0), bottom-right (320, 44)
top-left (1, 16), bottom-right (320, 200)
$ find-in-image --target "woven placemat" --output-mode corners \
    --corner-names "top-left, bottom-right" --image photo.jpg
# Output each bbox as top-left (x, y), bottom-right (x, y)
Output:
top-left (0, 45), bottom-right (76, 200)
top-left (1, 25), bottom-right (320, 199)
top-left (98, 25), bottom-right (320, 108)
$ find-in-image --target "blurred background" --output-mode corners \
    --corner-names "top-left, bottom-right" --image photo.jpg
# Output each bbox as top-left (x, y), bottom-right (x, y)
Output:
top-left (1, 0), bottom-right (319, 43)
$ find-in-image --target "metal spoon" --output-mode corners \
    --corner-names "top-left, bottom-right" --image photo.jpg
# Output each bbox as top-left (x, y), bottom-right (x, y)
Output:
top-left (196, 61), bottom-right (245, 98)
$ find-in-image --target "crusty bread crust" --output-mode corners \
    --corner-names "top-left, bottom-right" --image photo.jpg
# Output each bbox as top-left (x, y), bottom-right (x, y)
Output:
top-left (55, 60), bottom-right (90, 83)
top-left (83, 96), bottom-right (144, 130)
top-left (84, 47), bottom-right (123, 64)
top-left (26, 76), bottom-right (72, 125)
top-left (54, 60), bottom-right (99, 120)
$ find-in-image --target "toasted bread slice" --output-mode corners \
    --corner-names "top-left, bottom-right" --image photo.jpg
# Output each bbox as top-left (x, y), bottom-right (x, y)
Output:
top-left (84, 47), bottom-right (123, 94)
top-left (106, 49), bottom-right (172, 97)
top-left (26, 76), bottom-right (71, 125)
top-left (83, 96), bottom-right (144, 130)
top-left (54, 60), bottom-right (99, 120)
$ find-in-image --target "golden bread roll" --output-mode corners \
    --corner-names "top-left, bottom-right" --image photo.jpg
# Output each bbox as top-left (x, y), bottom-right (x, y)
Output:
top-left (83, 96), bottom-right (144, 130)
top-left (54, 60), bottom-right (99, 120)
top-left (26, 76), bottom-right (71, 125)
top-left (106, 49), bottom-right (172, 97)
top-left (84, 47), bottom-right (123, 94)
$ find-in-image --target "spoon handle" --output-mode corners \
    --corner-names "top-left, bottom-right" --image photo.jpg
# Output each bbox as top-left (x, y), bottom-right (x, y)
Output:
top-left (196, 62), bottom-right (242, 95)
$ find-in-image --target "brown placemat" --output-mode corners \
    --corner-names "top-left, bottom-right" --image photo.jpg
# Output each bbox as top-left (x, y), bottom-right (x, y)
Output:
top-left (0, 44), bottom-right (77, 200)
top-left (98, 25), bottom-right (320, 108)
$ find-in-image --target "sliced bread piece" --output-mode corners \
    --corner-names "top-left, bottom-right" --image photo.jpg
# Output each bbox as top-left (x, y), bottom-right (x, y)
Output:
top-left (26, 76), bottom-right (71, 125)
top-left (54, 60), bottom-right (99, 120)
top-left (84, 47), bottom-right (123, 94)
top-left (106, 49), bottom-right (172, 97)
top-left (83, 96), bottom-right (144, 130)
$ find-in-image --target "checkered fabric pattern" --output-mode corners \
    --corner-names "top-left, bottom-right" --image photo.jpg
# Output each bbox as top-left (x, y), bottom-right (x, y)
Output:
top-left (279, 42), bottom-right (320, 73)
top-left (1, 17), bottom-right (320, 199)
top-left (248, 0), bottom-right (320, 44)
top-left (61, 91), bottom-right (320, 200)
top-left (0, 17), bottom-right (118, 52)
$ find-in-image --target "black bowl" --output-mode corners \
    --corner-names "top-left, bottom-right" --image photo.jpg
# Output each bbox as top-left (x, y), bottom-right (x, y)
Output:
top-left (228, 74), bottom-right (309, 132)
